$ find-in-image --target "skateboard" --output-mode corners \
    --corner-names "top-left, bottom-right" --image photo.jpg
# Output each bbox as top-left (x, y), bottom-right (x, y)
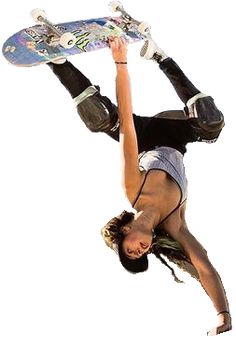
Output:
top-left (2, 2), bottom-right (152, 67)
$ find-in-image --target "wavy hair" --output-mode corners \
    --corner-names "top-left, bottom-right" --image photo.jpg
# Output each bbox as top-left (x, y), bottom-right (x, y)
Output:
top-left (101, 210), bottom-right (200, 282)
top-left (151, 227), bottom-right (200, 282)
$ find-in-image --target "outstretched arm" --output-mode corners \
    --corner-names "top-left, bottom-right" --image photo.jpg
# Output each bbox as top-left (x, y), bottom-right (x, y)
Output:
top-left (163, 204), bottom-right (232, 335)
top-left (178, 225), bottom-right (231, 335)
top-left (109, 37), bottom-right (142, 201)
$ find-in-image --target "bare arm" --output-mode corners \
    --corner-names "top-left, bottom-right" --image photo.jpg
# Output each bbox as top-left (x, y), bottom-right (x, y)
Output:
top-left (163, 204), bottom-right (232, 335)
top-left (109, 37), bottom-right (142, 200)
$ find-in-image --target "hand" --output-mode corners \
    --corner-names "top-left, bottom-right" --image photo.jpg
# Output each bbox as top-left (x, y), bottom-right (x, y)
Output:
top-left (109, 36), bottom-right (127, 63)
top-left (207, 313), bottom-right (232, 336)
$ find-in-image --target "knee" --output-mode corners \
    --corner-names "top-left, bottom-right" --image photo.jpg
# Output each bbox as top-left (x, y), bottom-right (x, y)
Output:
top-left (185, 93), bottom-right (225, 142)
top-left (74, 86), bottom-right (119, 133)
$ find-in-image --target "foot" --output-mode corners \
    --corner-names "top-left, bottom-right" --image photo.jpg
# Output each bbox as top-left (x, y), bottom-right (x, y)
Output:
top-left (140, 39), bottom-right (168, 62)
top-left (50, 56), bottom-right (67, 64)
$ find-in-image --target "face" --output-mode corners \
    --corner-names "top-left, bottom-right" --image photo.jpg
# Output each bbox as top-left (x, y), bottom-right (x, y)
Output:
top-left (121, 226), bottom-right (152, 260)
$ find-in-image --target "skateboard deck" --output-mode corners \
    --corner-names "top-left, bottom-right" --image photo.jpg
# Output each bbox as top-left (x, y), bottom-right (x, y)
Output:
top-left (2, 15), bottom-right (145, 67)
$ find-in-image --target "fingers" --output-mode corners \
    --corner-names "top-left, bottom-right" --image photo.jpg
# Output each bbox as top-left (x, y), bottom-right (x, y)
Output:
top-left (120, 36), bottom-right (126, 45)
top-left (108, 36), bottom-right (127, 48)
top-left (207, 327), bottom-right (217, 336)
top-left (108, 36), bottom-right (127, 62)
top-left (207, 325), bottom-right (231, 336)
top-left (109, 37), bottom-right (119, 50)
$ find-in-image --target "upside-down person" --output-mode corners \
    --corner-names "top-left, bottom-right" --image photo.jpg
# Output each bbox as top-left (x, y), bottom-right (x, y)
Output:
top-left (48, 36), bottom-right (231, 335)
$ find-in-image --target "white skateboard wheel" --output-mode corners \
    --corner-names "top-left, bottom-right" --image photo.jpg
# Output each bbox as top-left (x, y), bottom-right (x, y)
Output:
top-left (59, 32), bottom-right (76, 49)
top-left (109, 1), bottom-right (123, 12)
top-left (138, 22), bottom-right (151, 35)
top-left (4, 46), bottom-right (11, 52)
top-left (10, 46), bottom-right (16, 53)
top-left (31, 9), bottom-right (47, 23)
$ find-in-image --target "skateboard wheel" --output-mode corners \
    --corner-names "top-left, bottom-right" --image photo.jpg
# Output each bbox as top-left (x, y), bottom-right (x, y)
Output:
top-left (4, 46), bottom-right (11, 52)
top-left (109, 1), bottom-right (123, 12)
top-left (138, 22), bottom-right (151, 35)
top-left (4, 45), bottom-right (16, 53)
top-left (59, 32), bottom-right (76, 49)
top-left (10, 46), bottom-right (16, 53)
top-left (31, 9), bottom-right (47, 23)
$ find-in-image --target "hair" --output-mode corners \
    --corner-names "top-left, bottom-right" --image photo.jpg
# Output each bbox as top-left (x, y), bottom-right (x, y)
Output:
top-left (101, 211), bottom-right (200, 282)
top-left (151, 227), bottom-right (200, 283)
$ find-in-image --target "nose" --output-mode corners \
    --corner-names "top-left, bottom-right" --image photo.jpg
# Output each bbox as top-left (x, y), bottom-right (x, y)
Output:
top-left (136, 248), bottom-right (143, 257)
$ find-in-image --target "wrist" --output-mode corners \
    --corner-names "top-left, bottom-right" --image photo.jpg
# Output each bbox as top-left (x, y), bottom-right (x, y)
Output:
top-left (218, 313), bottom-right (231, 326)
top-left (116, 63), bottom-right (128, 71)
top-left (217, 310), bottom-right (230, 316)
top-left (115, 61), bottom-right (127, 66)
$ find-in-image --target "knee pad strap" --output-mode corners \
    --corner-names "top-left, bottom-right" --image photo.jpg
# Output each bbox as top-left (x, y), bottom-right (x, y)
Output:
top-left (186, 93), bottom-right (208, 118)
top-left (73, 85), bottom-right (98, 106)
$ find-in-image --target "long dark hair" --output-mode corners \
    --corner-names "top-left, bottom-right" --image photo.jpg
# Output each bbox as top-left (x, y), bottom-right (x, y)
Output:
top-left (151, 227), bottom-right (200, 282)
top-left (101, 210), bottom-right (200, 282)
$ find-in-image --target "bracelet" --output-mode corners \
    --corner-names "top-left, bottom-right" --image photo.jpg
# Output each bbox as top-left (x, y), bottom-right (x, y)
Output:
top-left (115, 62), bottom-right (127, 64)
top-left (217, 310), bottom-right (230, 316)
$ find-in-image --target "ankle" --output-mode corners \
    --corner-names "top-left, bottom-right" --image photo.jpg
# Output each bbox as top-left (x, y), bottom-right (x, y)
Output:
top-left (153, 52), bottom-right (168, 63)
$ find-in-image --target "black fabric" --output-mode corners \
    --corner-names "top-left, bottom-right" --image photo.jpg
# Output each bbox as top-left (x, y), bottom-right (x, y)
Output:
top-left (186, 96), bottom-right (225, 141)
top-left (48, 61), bottom-right (92, 98)
top-left (159, 58), bottom-right (201, 104)
top-left (48, 58), bottom-right (224, 154)
top-left (106, 113), bottom-right (197, 155)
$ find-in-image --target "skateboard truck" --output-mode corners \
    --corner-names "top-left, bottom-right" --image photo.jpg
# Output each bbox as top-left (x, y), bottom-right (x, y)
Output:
top-left (31, 9), bottom-right (76, 49)
top-left (109, 1), bottom-right (152, 38)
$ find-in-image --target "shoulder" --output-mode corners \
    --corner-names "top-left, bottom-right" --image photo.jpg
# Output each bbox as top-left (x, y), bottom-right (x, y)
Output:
top-left (125, 170), bottom-right (146, 204)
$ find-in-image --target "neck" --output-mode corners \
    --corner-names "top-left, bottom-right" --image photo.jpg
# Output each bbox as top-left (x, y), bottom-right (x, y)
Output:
top-left (133, 207), bottom-right (161, 233)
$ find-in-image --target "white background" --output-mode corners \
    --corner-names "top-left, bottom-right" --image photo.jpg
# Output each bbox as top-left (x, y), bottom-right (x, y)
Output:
top-left (0, 0), bottom-right (235, 346)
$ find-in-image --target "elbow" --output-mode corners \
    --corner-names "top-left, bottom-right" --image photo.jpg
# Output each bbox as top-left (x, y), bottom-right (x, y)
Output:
top-left (190, 251), bottom-right (215, 276)
top-left (121, 181), bottom-right (130, 198)
top-left (196, 261), bottom-right (217, 277)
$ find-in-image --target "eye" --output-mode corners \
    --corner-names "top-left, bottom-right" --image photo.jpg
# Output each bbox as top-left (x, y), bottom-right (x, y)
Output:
top-left (140, 243), bottom-right (148, 249)
top-left (127, 249), bottom-right (132, 254)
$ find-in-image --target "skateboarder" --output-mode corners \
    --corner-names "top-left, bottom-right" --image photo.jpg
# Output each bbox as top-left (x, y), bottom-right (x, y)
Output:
top-left (48, 37), bottom-right (231, 335)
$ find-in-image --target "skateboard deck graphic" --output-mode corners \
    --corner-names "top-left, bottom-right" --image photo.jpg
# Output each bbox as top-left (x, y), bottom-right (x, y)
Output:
top-left (2, 16), bottom-right (144, 67)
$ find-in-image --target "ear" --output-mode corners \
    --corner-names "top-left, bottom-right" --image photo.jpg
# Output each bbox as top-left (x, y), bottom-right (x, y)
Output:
top-left (121, 225), bottom-right (131, 235)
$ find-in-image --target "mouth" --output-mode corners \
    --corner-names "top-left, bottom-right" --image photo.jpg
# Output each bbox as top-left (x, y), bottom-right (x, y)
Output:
top-left (126, 250), bottom-right (147, 260)
top-left (127, 255), bottom-right (137, 260)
